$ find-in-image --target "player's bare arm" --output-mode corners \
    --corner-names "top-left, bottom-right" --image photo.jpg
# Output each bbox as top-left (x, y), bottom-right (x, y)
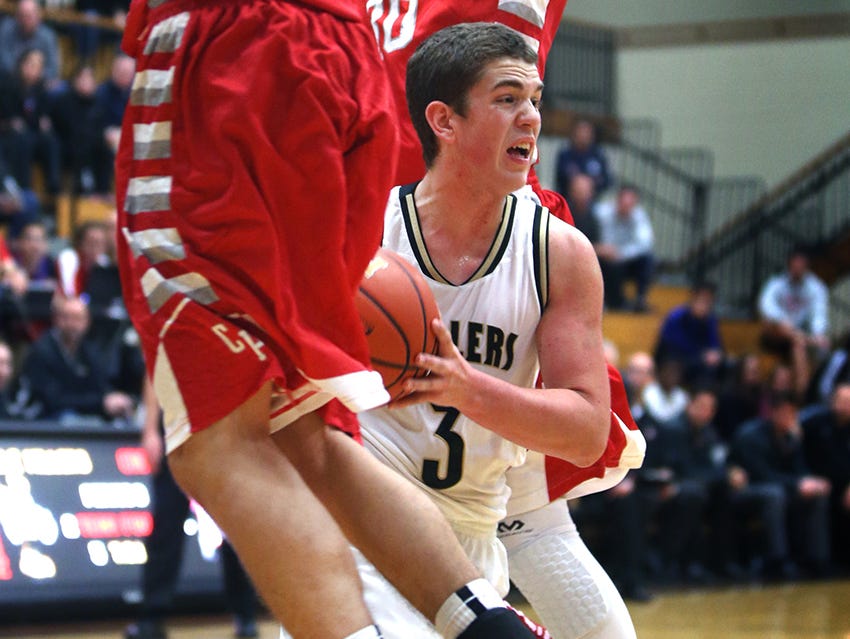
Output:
top-left (397, 217), bottom-right (609, 467)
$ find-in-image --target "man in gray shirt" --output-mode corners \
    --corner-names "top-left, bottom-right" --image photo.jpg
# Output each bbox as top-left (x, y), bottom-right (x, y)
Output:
top-left (594, 184), bottom-right (655, 312)
top-left (0, 0), bottom-right (61, 84)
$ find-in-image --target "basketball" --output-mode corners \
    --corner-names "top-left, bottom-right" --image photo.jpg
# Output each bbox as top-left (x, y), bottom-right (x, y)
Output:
top-left (356, 247), bottom-right (440, 400)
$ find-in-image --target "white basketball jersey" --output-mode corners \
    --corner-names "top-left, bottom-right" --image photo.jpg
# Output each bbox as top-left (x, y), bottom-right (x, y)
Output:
top-left (360, 183), bottom-right (551, 533)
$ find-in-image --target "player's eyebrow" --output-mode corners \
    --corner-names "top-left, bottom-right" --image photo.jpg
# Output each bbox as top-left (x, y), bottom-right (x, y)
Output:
top-left (492, 78), bottom-right (545, 93)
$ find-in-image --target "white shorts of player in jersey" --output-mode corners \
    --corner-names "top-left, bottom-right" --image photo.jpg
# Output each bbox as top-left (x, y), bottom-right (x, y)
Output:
top-left (498, 498), bottom-right (637, 639)
top-left (279, 526), bottom-right (510, 639)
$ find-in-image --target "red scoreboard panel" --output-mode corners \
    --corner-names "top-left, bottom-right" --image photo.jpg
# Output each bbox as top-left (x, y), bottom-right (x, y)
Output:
top-left (0, 420), bottom-right (223, 621)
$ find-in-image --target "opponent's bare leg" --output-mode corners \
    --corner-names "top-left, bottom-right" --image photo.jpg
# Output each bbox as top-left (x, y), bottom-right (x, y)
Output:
top-left (275, 419), bottom-right (481, 622)
top-left (168, 383), bottom-right (374, 639)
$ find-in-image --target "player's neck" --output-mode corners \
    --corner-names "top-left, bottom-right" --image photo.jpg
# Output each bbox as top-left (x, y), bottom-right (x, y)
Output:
top-left (416, 170), bottom-right (507, 233)
top-left (413, 174), bottom-right (508, 283)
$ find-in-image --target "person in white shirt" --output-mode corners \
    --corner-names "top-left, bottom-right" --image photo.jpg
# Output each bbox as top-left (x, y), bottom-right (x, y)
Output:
top-left (759, 246), bottom-right (830, 397)
top-left (594, 185), bottom-right (655, 312)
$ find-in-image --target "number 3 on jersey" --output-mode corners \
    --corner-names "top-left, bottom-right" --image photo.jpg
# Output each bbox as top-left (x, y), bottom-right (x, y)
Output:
top-left (422, 405), bottom-right (464, 489)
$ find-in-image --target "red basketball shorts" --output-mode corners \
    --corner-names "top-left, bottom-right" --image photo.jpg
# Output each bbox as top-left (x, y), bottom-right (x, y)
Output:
top-left (115, 0), bottom-right (399, 452)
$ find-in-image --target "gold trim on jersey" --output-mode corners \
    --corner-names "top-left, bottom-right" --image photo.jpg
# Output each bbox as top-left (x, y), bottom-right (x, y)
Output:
top-left (532, 204), bottom-right (550, 310)
top-left (399, 183), bottom-right (517, 286)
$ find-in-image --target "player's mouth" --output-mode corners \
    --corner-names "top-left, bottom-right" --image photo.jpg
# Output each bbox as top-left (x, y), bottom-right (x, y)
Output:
top-left (507, 141), bottom-right (533, 161)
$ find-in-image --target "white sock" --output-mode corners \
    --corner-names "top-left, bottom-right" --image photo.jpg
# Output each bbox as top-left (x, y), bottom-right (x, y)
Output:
top-left (434, 578), bottom-right (506, 639)
top-left (343, 625), bottom-right (383, 639)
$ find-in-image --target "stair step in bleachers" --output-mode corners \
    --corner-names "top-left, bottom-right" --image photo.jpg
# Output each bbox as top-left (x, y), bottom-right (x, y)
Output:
top-left (55, 194), bottom-right (115, 238)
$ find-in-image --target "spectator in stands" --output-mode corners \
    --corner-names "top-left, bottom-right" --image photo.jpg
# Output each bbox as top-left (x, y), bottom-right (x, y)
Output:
top-left (56, 219), bottom-right (109, 297)
top-left (655, 281), bottom-right (725, 386)
top-left (715, 353), bottom-right (764, 442)
top-left (93, 53), bottom-right (135, 191)
top-left (803, 383), bottom-right (850, 572)
top-left (50, 64), bottom-right (114, 196)
top-left (642, 357), bottom-right (689, 426)
top-left (554, 117), bottom-right (611, 200)
top-left (10, 220), bottom-right (56, 284)
top-left (0, 48), bottom-right (63, 198)
top-left (0, 0), bottom-right (62, 85)
top-left (6, 220), bottom-right (54, 342)
top-left (658, 387), bottom-right (790, 581)
top-left (564, 173), bottom-right (599, 244)
top-left (758, 246), bottom-right (830, 398)
top-left (806, 333), bottom-right (850, 406)
top-left (595, 184), bottom-right (655, 312)
top-left (732, 392), bottom-right (832, 579)
top-left (17, 295), bottom-right (136, 421)
top-left (622, 350), bottom-right (655, 422)
top-left (641, 388), bottom-right (723, 583)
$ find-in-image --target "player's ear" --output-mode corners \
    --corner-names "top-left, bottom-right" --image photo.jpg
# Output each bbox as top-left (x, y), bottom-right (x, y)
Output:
top-left (425, 101), bottom-right (455, 143)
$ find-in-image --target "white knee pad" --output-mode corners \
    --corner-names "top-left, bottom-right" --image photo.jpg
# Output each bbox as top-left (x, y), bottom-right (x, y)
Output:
top-left (502, 501), bottom-right (636, 639)
top-left (508, 531), bottom-right (609, 639)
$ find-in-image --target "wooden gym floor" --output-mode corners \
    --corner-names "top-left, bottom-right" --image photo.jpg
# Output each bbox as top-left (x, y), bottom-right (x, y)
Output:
top-left (4, 579), bottom-right (849, 639)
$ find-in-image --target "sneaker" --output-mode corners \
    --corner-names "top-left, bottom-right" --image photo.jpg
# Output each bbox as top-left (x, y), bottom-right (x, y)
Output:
top-left (124, 620), bottom-right (167, 639)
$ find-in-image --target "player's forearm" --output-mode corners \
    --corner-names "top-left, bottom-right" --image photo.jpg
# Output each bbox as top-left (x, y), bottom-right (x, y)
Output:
top-left (459, 366), bottom-right (609, 467)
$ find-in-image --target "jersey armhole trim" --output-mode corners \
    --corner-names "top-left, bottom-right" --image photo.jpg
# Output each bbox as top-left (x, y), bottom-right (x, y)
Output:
top-left (532, 205), bottom-right (549, 310)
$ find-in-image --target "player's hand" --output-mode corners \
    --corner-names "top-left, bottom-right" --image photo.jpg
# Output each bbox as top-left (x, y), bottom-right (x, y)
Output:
top-left (104, 391), bottom-right (134, 417)
top-left (390, 318), bottom-right (475, 409)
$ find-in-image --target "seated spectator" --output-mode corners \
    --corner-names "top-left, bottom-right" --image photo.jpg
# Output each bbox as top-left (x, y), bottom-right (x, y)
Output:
top-left (8, 220), bottom-right (56, 340)
top-left (50, 64), bottom-right (114, 196)
top-left (0, 48), bottom-right (63, 198)
top-left (622, 350), bottom-right (655, 422)
top-left (564, 173), bottom-right (599, 244)
top-left (0, 0), bottom-right (62, 86)
top-left (655, 281), bottom-right (725, 386)
top-left (715, 353), bottom-right (764, 442)
top-left (642, 357), bottom-right (689, 426)
top-left (759, 246), bottom-right (830, 398)
top-left (638, 388), bottom-right (718, 584)
top-left (661, 387), bottom-right (791, 581)
top-left (56, 220), bottom-right (110, 297)
top-left (806, 333), bottom-right (850, 405)
top-left (802, 383), bottom-right (850, 572)
top-left (554, 117), bottom-right (611, 199)
top-left (732, 393), bottom-right (832, 578)
top-left (17, 295), bottom-right (136, 422)
top-left (94, 53), bottom-right (135, 191)
top-left (594, 185), bottom-right (655, 312)
top-left (10, 220), bottom-right (56, 283)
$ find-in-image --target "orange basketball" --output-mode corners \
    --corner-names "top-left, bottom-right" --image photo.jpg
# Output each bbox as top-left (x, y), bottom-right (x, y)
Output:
top-left (356, 248), bottom-right (439, 400)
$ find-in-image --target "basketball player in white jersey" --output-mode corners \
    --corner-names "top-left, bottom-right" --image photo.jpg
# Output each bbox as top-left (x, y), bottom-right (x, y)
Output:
top-left (360, 22), bottom-right (632, 638)
top-left (368, 3), bottom-right (643, 637)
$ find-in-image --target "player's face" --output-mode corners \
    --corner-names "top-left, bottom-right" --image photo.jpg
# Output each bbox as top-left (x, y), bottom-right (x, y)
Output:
top-left (454, 58), bottom-right (543, 194)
